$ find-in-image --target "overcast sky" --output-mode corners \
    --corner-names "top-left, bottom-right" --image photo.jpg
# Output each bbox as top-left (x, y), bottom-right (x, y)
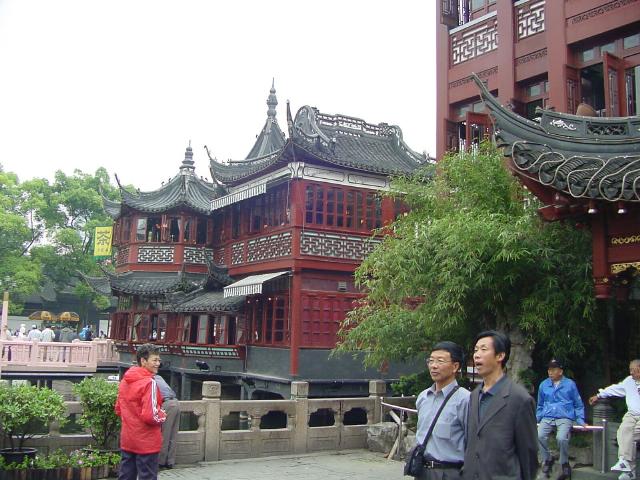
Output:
top-left (0, 1), bottom-right (435, 190)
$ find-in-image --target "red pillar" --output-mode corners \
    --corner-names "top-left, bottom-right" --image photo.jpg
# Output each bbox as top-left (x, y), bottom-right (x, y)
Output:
top-left (289, 268), bottom-right (302, 376)
top-left (591, 212), bottom-right (611, 299)
top-left (545, 1), bottom-right (568, 113)
top-left (435, 2), bottom-right (450, 161)
top-left (496, 0), bottom-right (516, 105)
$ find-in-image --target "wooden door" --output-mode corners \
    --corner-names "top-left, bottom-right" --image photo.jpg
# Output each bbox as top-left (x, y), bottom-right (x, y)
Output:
top-left (566, 66), bottom-right (581, 114)
top-left (604, 52), bottom-right (628, 117)
top-left (465, 112), bottom-right (492, 150)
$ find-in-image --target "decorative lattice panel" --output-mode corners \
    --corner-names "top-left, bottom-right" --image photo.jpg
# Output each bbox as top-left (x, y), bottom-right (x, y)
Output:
top-left (587, 123), bottom-right (628, 136)
top-left (116, 246), bottom-right (130, 266)
top-left (183, 247), bottom-right (214, 264)
top-left (517, 0), bottom-right (545, 40)
top-left (137, 245), bottom-right (174, 263)
top-left (247, 232), bottom-right (292, 263)
top-left (214, 248), bottom-right (225, 265)
top-left (231, 243), bottom-right (244, 265)
top-left (451, 18), bottom-right (498, 65)
top-left (300, 231), bottom-right (381, 260)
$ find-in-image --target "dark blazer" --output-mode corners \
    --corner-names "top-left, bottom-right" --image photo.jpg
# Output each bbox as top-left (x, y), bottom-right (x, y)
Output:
top-left (463, 376), bottom-right (538, 480)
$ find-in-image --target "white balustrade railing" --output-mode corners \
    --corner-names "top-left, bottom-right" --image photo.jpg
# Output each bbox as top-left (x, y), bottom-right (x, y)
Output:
top-left (0, 339), bottom-right (119, 372)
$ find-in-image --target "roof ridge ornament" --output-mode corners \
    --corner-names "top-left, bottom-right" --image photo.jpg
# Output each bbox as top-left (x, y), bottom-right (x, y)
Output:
top-left (180, 140), bottom-right (195, 172)
top-left (267, 78), bottom-right (278, 119)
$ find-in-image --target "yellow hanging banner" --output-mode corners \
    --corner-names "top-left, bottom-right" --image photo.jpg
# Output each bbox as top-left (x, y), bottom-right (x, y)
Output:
top-left (94, 226), bottom-right (113, 257)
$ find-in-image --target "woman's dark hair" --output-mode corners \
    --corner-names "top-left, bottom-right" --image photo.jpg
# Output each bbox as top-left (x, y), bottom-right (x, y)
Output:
top-left (431, 341), bottom-right (465, 371)
top-left (136, 343), bottom-right (160, 366)
top-left (474, 330), bottom-right (510, 368)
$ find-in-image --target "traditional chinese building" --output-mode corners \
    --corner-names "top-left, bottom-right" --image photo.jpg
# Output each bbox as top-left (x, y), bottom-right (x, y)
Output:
top-left (473, 74), bottom-right (640, 301)
top-left (436, 0), bottom-right (640, 159)
top-left (86, 85), bottom-right (427, 399)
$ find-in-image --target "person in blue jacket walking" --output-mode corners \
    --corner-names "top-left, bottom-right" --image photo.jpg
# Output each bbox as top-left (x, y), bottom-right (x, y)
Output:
top-left (537, 358), bottom-right (586, 480)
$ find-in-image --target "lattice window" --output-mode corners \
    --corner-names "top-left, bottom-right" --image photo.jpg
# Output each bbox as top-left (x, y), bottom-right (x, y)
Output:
top-left (451, 18), bottom-right (498, 65)
top-left (305, 184), bottom-right (381, 232)
top-left (586, 123), bottom-right (628, 136)
top-left (517, 1), bottom-right (545, 40)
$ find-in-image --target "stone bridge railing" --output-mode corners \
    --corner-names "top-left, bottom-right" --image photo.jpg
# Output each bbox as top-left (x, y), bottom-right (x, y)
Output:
top-left (0, 339), bottom-right (119, 373)
top-left (2, 380), bottom-right (387, 464)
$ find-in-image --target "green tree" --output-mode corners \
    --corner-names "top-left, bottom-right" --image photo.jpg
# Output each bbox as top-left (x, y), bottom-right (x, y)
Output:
top-left (336, 144), bottom-right (597, 378)
top-left (0, 164), bottom-right (118, 312)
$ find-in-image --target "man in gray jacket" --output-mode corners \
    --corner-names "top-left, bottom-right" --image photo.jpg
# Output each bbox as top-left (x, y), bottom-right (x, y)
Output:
top-left (463, 330), bottom-right (538, 480)
top-left (154, 374), bottom-right (180, 469)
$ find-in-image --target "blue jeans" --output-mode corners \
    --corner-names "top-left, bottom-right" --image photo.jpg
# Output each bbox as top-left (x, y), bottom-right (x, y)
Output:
top-left (538, 418), bottom-right (573, 465)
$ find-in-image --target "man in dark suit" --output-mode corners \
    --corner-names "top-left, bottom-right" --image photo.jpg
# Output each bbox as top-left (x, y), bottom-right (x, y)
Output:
top-left (463, 330), bottom-right (538, 480)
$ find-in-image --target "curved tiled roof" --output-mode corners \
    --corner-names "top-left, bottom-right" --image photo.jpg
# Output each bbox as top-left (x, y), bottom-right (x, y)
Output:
top-left (292, 106), bottom-right (427, 175)
top-left (473, 74), bottom-right (640, 203)
top-left (209, 104), bottom-right (428, 185)
top-left (83, 270), bottom-right (208, 296)
top-left (245, 81), bottom-right (286, 160)
top-left (106, 144), bottom-right (224, 217)
top-left (169, 289), bottom-right (245, 313)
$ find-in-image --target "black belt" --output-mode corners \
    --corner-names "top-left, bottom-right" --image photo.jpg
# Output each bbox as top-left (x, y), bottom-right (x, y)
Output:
top-left (424, 459), bottom-right (463, 470)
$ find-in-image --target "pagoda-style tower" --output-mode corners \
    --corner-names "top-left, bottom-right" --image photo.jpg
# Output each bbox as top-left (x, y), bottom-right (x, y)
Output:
top-left (91, 84), bottom-right (428, 400)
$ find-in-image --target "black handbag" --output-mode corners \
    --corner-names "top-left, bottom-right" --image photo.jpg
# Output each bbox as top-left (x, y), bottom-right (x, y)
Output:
top-left (404, 385), bottom-right (460, 477)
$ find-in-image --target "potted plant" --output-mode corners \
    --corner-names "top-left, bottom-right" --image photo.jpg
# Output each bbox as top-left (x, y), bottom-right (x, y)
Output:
top-left (73, 377), bottom-right (120, 452)
top-left (0, 383), bottom-right (67, 465)
top-left (0, 449), bottom-right (120, 480)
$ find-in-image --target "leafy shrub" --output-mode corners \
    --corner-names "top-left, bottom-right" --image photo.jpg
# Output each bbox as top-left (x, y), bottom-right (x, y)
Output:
top-left (0, 384), bottom-right (67, 450)
top-left (73, 377), bottom-right (120, 450)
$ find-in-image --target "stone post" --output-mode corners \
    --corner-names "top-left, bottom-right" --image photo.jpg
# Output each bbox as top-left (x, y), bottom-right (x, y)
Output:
top-left (593, 397), bottom-right (617, 472)
top-left (369, 380), bottom-right (386, 424)
top-left (291, 381), bottom-right (309, 454)
top-left (202, 381), bottom-right (221, 462)
top-left (180, 373), bottom-right (192, 400)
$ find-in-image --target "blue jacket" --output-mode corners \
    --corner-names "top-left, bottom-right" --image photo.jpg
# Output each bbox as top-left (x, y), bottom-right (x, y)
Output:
top-left (536, 376), bottom-right (585, 424)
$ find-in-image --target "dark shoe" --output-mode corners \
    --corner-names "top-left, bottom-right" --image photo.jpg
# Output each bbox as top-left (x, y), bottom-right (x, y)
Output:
top-left (556, 463), bottom-right (571, 480)
top-left (542, 459), bottom-right (555, 478)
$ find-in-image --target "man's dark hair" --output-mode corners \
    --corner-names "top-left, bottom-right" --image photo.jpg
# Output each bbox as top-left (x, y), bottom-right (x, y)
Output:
top-left (136, 343), bottom-right (160, 366)
top-left (432, 341), bottom-right (465, 371)
top-left (474, 330), bottom-right (510, 368)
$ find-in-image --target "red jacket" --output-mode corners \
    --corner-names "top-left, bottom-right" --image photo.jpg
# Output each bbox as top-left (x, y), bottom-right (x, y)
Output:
top-left (115, 366), bottom-right (166, 454)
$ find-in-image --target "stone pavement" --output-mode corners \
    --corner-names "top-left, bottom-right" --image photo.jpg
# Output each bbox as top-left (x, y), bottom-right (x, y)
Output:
top-left (157, 450), bottom-right (406, 480)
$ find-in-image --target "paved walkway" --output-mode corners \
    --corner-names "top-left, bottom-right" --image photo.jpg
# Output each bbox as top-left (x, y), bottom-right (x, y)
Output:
top-left (157, 450), bottom-right (405, 480)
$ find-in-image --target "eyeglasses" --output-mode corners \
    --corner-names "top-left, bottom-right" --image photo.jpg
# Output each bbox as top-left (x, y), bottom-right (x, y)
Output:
top-left (427, 358), bottom-right (452, 366)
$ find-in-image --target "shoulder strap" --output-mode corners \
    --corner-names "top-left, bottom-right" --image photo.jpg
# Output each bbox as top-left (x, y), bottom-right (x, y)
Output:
top-left (420, 385), bottom-right (460, 448)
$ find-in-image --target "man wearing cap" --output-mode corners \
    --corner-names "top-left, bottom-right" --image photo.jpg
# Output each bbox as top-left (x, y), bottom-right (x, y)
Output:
top-left (589, 359), bottom-right (640, 480)
top-left (537, 359), bottom-right (586, 480)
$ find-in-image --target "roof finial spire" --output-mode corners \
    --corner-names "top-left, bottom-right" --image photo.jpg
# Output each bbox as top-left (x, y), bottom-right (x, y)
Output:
top-left (267, 78), bottom-right (278, 119)
top-left (180, 140), bottom-right (195, 172)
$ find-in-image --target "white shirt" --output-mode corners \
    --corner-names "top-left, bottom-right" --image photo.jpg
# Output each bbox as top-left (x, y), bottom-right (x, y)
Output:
top-left (598, 376), bottom-right (640, 415)
top-left (41, 328), bottom-right (55, 342)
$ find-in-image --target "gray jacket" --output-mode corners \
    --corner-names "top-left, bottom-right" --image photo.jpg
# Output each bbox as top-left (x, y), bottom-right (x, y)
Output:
top-left (463, 376), bottom-right (538, 480)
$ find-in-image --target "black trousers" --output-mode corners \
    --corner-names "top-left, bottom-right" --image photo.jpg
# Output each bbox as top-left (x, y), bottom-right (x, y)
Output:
top-left (118, 449), bottom-right (159, 480)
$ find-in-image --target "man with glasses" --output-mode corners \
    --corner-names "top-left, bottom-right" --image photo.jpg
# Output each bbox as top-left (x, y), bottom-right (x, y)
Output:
top-left (116, 343), bottom-right (167, 480)
top-left (414, 341), bottom-right (470, 479)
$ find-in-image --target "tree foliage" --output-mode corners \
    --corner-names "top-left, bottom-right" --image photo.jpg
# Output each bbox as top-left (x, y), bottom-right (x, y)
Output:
top-left (336, 143), bottom-right (597, 366)
top-left (0, 164), bottom-right (118, 312)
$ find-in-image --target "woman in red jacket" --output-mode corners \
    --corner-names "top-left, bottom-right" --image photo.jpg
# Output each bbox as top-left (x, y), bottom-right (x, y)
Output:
top-left (115, 344), bottom-right (167, 480)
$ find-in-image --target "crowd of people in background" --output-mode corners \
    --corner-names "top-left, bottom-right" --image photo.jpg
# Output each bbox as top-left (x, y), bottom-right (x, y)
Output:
top-left (0, 323), bottom-right (107, 342)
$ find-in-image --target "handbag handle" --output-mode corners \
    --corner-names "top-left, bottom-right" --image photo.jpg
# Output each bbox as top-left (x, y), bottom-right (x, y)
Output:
top-left (419, 385), bottom-right (460, 449)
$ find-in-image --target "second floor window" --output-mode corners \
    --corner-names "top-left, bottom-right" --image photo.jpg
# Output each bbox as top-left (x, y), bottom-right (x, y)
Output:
top-left (305, 185), bottom-right (382, 232)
